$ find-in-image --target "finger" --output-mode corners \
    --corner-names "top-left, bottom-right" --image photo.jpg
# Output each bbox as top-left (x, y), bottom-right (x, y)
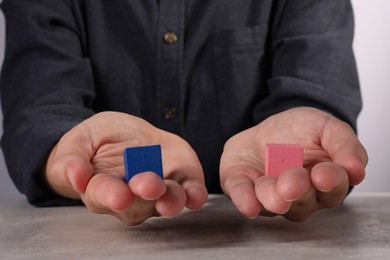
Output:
top-left (155, 180), bottom-right (187, 217)
top-left (159, 133), bottom-right (208, 210)
top-left (255, 176), bottom-right (291, 215)
top-left (322, 119), bottom-right (368, 185)
top-left (181, 179), bottom-right (208, 210)
top-left (110, 197), bottom-right (156, 226)
top-left (84, 173), bottom-right (135, 213)
top-left (85, 173), bottom-right (161, 226)
top-left (129, 172), bottom-right (167, 200)
top-left (46, 147), bottom-right (94, 198)
top-left (276, 168), bottom-right (311, 202)
top-left (223, 173), bottom-right (261, 218)
top-left (281, 185), bottom-right (318, 222)
top-left (169, 166), bottom-right (208, 211)
top-left (311, 162), bottom-right (349, 208)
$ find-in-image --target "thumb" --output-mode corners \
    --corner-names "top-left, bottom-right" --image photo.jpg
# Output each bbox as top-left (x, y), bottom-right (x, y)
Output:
top-left (45, 128), bottom-right (95, 198)
top-left (63, 154), bottom-right (94, 194)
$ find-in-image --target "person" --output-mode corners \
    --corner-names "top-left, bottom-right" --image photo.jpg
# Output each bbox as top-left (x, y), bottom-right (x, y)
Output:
top-left (0, 0), bottom-right (368, 225)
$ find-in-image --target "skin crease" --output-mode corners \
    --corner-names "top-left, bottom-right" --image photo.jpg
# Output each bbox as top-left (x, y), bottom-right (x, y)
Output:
top-left (45, 107), bottom-right (368, 225)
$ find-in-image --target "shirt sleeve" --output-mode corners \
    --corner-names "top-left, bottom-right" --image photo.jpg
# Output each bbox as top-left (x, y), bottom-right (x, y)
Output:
top-left (0, 0), bottom-right (94, 206)
top-left (253, 0), bottom-right (361, 130)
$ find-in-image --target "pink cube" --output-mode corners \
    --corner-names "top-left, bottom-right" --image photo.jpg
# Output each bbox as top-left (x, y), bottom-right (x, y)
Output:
top-left (265, 143), bottom-right (303, 177)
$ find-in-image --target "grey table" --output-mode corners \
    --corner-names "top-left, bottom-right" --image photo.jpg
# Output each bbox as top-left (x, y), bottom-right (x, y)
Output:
top-left (1, 193), bottom-right (389, 260)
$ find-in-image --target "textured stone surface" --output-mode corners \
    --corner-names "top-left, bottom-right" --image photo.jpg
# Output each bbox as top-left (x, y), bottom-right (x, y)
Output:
top-left (1, 193), bottom-right (389, 259)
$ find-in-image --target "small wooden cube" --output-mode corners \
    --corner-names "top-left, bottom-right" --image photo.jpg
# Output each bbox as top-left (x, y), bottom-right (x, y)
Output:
top-left (124, 145), bottom-right (163, 183)
top-left (265, 143), bottom-right (303, 177)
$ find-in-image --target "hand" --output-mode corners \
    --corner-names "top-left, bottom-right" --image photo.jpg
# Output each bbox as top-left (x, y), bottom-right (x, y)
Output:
top-left (45, 112), bottom-right (208, 225)
top-left (220, 107), bottom-right (368, 221)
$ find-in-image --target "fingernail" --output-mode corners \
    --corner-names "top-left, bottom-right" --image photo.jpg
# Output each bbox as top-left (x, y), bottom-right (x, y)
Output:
top-left (317, 188), bottom-right (332, 193)
top-left (285, 198), bottom-right (297, 202)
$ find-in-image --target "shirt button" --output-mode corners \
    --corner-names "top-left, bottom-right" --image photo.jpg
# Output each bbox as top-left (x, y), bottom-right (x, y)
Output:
top-left (164, 106), bottom-right (177, 119)
top-left (163, 32), bottom-right (178, 44)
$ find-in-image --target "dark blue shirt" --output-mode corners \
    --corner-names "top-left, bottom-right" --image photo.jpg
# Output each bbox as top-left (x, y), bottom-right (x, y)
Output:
top-left (0, 0), bottom-right (361, 206)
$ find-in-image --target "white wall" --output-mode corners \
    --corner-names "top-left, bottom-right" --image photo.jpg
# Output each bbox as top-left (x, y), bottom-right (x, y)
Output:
top-left (0, 1), bottom-right (388, 197)
top-left (353, 0), bottom-right (390, 192)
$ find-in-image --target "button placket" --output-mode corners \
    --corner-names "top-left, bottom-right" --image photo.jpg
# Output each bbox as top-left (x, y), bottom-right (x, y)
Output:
top-left (164, 106), bottom-right (177, 119)
top-left (163, 32), bottom-right (178, 44)
top-left (155, 0), bottom-right (185, 134)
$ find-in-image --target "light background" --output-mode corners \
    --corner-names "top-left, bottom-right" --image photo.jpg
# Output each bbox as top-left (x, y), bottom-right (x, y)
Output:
top-left (0, 0), bottom-right (388, 197)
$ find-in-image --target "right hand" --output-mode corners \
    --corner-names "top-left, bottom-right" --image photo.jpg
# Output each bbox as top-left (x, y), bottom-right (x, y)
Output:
top-left (45, 112), bottom-right (208, 225)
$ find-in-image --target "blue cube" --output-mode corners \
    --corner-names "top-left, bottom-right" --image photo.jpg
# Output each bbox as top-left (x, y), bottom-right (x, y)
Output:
top-left (124, 145), bottom-right (163, 183)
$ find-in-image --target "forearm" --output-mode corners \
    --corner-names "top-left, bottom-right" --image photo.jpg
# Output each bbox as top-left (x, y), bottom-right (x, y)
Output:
top-left (1, 0), bottom-right (94, 206)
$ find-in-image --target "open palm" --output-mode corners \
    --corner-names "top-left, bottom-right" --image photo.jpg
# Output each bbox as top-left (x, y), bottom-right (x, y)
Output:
top-left (45, 112), bottom-right (208, 225)
top-left (220, 107), bottom-right (368, 221)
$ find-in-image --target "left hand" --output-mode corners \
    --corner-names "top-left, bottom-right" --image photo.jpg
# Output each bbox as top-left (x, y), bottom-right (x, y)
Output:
top-left (220, 107), bottom-right (368, 221)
